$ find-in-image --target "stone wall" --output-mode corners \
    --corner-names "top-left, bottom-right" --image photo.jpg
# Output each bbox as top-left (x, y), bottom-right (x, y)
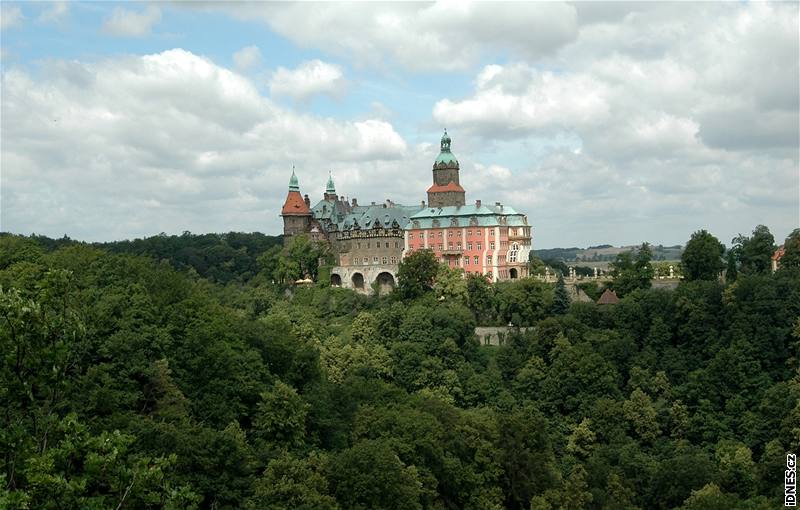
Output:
top-left (474, 326), bottom-right (533, 346)
top-left (331, 265), bottom-right (398, 295)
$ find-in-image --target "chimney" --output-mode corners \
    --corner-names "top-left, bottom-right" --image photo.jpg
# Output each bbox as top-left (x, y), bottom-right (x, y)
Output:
top-left (351, 198), bottom-right (358, 206)
top-left (476, 199), bottom-right (481, 208)
top-left (304, 194), bottom-right (311, 207)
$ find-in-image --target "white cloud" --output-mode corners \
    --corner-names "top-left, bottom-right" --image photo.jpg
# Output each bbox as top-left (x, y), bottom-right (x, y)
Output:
top-left (1, 5), bottom-right (23, 30)
top-left (0, 49), bottom-right (410, 241)
top-left (38, 1), bottom-right (69, 24)
top-left (429, 1), bottom-right (798, 246)
top-left (201, 2), bottom-right (578, 71)
top-left (269, 59), bottom-right (346, 101)
top-left (233, 45), bottom-right (262, 71)
top-left (102, 6), bottom-right (161, 37)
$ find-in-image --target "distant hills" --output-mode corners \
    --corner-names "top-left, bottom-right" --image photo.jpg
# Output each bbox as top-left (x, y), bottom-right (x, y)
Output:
top-left (534, 244), bottom-right (683, 265)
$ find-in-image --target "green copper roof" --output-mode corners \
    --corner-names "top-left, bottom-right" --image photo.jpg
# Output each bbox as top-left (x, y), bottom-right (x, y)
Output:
top-left (408, 203), bottom-right (529, 229)
top-left (326, 172), bottom-right (336, 193)
top-left (288, 169), bottom-right (299, 191)
top-left (435, 129), bottom-right (458, 166)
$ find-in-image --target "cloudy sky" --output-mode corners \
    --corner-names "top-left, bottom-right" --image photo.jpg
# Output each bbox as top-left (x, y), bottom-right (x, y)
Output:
top-left (1, 1), bottom-right (798, 248)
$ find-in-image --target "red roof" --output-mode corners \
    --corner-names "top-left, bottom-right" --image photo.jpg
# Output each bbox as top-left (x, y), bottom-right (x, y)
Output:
top-left (772, 245), bottom-right (785, 261)
top-left (281, 191), bottom-right (311, 216)
top-left (596, 288), bottom-right (620, 305)
top-left (427, 181), bottom-right (465, 193)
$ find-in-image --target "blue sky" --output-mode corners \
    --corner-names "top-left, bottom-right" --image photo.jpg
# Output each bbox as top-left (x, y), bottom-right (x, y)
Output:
top-left (1, 1), bottom-right (798, 248)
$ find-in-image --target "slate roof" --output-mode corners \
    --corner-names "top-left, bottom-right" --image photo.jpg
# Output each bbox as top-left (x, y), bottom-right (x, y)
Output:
top-left (336, 204), bottom-right (423, 231)
top-left (408, 204), bottom-right (529, 229)
top-left (311, 198), bottom-right (350, 223)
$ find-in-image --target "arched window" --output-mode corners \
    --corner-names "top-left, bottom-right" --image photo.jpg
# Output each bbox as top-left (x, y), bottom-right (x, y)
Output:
top-left (508, 242), bottom-right (519, 262)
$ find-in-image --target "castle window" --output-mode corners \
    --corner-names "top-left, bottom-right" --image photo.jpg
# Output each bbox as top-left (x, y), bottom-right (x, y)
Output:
top-left (467, 242), bottom-right (472, 250)
top-left (477, 242), bottom-right (482, 250)
top-left (457, 243), bottom-right (461, 250)
top-left (373, 256), bottom-right (379, 263)
top-left (409, 233), bottom-right (414, 239)
top-left (476, 229), bottom-right (482, 235)
top-left (474, 256), bottom-right (479, 265)
top-left (490, 242), bottom-right (495, 250)
top-left (354, 257), bottom-right (359, 264)
top-left (467, 230), bottom-right (472, 236)
top-left (509, 243), bottom-right (519, 263)
top-left (413, 221), bottom-right (420, 229)
top-left (385, 242), bottom-right (389, 248)
top-left (357, 242), bottom-right (361, 249)
top-left (465, 257), bottom-right (470, 265)
top-left (450, 217), bottom-right (458, 227)
top-left (391, 256), bottom-right (397, 264)
top-left (438, 244), bottom-right (443, 251)
top-left (449, 243), bottom-right (453, 250)
top-left (382, 256), bottom-right (388, 264)
top-left (432, 219), bottom-right (440, 227)
top-left (395, 242), bottom-right (399, 248)
top-left (487, 255), bottom-right (493, 264)
top-left (438, 232), bottom-right (443, 238)
top-left (367, 242), bottom-right (370, 248)
top-left (490, 230), bottom-right (495, 236)
top-left (363, 259), bottom-right (368, 265)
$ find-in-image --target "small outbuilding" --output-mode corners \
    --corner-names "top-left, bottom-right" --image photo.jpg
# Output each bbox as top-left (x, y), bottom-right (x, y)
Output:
top-left (596, 288), bottom-right (620, 305)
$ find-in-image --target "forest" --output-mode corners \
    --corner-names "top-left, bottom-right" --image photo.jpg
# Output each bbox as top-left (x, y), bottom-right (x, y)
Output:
top-left (1, 225), bottom-right (799, 510)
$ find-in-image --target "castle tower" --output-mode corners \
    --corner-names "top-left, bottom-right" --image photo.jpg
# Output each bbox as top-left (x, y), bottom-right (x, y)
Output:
top-left (427, 129), bottom-right (465, 207)
top-left (281, 169), bottom-right (312, 239)
top-left (324, 171), bottom-right (337, 201)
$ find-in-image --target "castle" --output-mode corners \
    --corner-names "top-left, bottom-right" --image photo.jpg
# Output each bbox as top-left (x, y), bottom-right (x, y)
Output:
top-left (281, 131), bottom-right (532, 292)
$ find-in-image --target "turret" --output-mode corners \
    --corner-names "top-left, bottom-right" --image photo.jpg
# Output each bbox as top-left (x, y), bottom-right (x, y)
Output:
top-left (281, 168), bottom-right (312, 240)
top-left (427, 129), bottom-right (465, 207)
top-left (324, 171), bottom-right (337, 201)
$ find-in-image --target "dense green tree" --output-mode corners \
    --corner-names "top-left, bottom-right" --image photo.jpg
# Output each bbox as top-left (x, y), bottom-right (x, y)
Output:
top-left (610, 244), bottom-right (654, 296)
top-left (731, 225), bottom-right (776, 274)
top-left (551, 274), bottom-right (570, 315)
top-left (397, 249), bottom-right (439, 299)
top-left (246, 452), bottom-right (338, 510)
top-left (725, 250), bottom-right (738, 282)
top-left (253, 381), bottom-right (310, 448)
top-left (1, 232), bottom-right (797, 509)
top-left (466, 273), bottom-right (496, 324)
top-left (434, 265), bottom-right (468, 304)
top-left (779, 228), bottom-right (800, 270)
top-left (328, 439), bottom-right (423, 510)
top-left (681, 230), bottom-right (725, 281)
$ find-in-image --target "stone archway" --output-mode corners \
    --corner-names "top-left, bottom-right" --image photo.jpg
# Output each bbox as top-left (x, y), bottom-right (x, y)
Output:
top-left (509, 268), bottom-right (518, 279)
top-left (330, 273), bottom-right (342, 287)
top-left (376, 272), bottom-right (395, 295)
top-left (351, 272), bottom-right (365, 290)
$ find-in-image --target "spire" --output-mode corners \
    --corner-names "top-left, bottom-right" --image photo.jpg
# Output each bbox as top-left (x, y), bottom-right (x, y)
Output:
top-left (440, 128), bottom-right (451, 152)
top-left (288, 166), bottom-right (299, 191)
top-left (435, 129), bottom-right (458, 166)
top-left (326, 171), bottom-right (336, 193)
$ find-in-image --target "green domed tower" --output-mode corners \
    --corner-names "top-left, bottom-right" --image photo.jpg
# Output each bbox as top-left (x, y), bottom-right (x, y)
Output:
top-left (324, 171), bottom-right (337, 201)
top-left (427, 129), bottom-right (465, 207)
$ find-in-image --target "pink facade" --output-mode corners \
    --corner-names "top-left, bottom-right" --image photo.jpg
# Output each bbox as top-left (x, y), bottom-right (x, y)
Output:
top-left (405, 223), bottom-right (531, 281)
